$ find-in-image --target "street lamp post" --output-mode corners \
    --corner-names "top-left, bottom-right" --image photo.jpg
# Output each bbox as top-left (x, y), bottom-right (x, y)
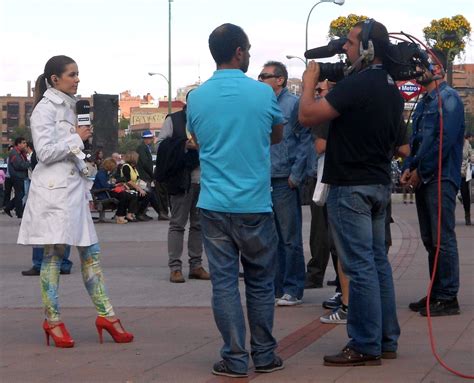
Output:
top-left (148, 72), bottom-right (171, 114)
top-left (168, 0), bottom-right (173, 115)
top-left (305, 0), bottom-right (345, 65)
top-left (286, 55), bottom-right (307, 66)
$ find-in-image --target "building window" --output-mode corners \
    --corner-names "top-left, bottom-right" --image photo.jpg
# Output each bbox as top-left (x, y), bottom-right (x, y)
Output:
top-left (7, 102), bottom-right (19, 128)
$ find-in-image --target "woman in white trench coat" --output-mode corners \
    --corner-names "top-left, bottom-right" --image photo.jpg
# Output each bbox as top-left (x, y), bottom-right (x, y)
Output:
top-left (18, 55), bottom-right (133, 348)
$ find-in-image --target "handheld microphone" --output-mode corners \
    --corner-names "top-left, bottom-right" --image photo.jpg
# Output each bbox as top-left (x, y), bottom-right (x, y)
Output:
top-left (305, 38), bottom-right (347, 59)
top-left (76, 100), bottom-right (91, 126)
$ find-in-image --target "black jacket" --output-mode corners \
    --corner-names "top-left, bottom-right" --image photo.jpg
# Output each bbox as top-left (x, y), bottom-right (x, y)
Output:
top-left (136, 142), bottom-right (154, 182)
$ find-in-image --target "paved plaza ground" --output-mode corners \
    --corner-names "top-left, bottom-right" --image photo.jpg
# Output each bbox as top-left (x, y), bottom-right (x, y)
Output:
top-left (0, 197), bottom-right (472, 382)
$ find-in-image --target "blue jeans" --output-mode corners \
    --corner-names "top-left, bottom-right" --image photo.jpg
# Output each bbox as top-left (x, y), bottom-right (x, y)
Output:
top-left (271, 178), bottom-right (305, 299)
top-left (200, 209), bottom-right (278, 373)
top-left (33, 246), bottom-right (73, 273)
top-left (327, 185), bottom-right (400, 356)
top-left (415, 181), bottom-right (459, 300)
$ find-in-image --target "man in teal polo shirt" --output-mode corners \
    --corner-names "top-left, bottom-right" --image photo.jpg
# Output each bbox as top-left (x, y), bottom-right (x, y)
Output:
top-left (187, 23), bottom-right (284, 378)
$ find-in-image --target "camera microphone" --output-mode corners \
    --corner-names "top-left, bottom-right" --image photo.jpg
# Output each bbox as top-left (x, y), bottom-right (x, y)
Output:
top-left (305, 38), bottom-right (347, 59)
top-left (76, 100), bottom-right (91, 126)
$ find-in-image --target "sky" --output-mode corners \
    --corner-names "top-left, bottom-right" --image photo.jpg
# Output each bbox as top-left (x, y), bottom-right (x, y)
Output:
top-left (1, 0), bottom-right (473, 100)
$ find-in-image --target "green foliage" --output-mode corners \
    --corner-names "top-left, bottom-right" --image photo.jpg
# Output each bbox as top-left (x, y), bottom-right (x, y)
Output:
top-left (10, 125), bottom-right (32, 143)
top-left (119, 116), bottom-right (130, 130)
top-left (118, 133), bottom-right (141, 154)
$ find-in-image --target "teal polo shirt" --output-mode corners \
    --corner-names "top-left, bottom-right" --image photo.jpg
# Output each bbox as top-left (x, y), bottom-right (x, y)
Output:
top-left (187, 69), bottom-right (284, 213)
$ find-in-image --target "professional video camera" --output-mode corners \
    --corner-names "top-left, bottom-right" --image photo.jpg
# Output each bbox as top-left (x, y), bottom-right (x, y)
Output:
top-left (305, 37), bottom-right (431, 82)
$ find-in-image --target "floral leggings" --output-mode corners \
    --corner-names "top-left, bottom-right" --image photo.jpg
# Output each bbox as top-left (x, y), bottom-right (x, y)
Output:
top-left (41, 243), bottom-right (114, 321)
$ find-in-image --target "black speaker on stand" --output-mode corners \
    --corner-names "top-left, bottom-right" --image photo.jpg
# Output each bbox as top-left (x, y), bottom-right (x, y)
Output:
top-left (92, 94), bottom-right (119, 157)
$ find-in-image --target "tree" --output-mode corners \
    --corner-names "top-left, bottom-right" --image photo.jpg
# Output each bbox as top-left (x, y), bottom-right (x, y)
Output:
top-left (119, 116), bottom-right (130, 131)
top-left (10, 125), bottom-right (32, 143)
top-left (423, 15), bottom-right (471, 85)
top-left (328, 14), bottom-right (368, 39)
top-left (117, 133), bottom-right (141, 154)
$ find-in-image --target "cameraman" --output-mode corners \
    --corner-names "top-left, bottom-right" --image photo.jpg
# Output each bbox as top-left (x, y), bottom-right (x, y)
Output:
top-left (299, 20), bottom-right (404, 366)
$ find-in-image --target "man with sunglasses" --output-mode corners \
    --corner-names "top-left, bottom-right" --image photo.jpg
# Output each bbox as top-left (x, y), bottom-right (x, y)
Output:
top-left (258, 61), bottom-right (312, 306)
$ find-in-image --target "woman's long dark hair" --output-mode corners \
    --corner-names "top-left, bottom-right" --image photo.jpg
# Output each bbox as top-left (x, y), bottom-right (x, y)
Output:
top-left (33, 55), bottom-right (76, 107)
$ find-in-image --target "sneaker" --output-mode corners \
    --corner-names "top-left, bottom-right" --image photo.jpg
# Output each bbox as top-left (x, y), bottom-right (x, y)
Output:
top-left (255, 356), bottom-right (284, 373)
top-left (408, 296), bottom-right (432, 312)
top-left (419, 297), bottom-right (460, 317)
top-left (188, 267), bottom-right (210, 280)
top-left (276, 294), bottom-right (302, 306)
top-left (324, 347), bottom-right (381, 367)
top-left (320, 306), bottom-right (348, 324)
top-left (169, 270), bottom-right (185, 283)
top-left (322, 292), bottom-right (342, 310)
top-left (212, 360), bottom-right (248, 378)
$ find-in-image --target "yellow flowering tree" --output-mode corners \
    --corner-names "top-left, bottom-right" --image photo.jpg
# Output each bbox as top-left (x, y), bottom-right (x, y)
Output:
top-left (423, 15), bottom-right (471, 85)
top-left (423, 15), bottom-right (471, 61)
top-left (328, 14), bottom-right (368, 39)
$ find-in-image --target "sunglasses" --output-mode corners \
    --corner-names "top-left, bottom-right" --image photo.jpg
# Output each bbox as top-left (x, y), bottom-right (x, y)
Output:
top-left (258, 73), bottom-right (280, 80)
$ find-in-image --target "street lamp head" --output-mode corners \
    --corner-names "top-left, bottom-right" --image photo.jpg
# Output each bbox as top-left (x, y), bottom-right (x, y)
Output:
top-left (333, 0), bottom-right (345, 5)
top-left (148, 72), bottom-right (155, 76)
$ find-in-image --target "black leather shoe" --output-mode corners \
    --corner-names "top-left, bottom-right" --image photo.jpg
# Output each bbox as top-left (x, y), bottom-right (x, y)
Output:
top-left (60, 270), bottom-right (71, 275)
top-left (136, 214), bottom-right (152, 221)
top-left (3, 208), bottom-right (12, 217)
top-left (327, 279), bottom-right (337, 286)
top-left (419, 297), bottom-right (460, 317)
top-left (21, 267), bottom-right (40, 276)
top-left (324, 347), bottom-right (381, 366)
top-left (304, 279), bottom-right (323, 289)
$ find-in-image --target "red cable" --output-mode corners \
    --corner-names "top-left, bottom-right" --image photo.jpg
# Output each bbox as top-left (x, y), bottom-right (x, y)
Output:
top-left (390, 32), bottom-right (474, 379)
top-left (425, 84), bottom-right (474, 380)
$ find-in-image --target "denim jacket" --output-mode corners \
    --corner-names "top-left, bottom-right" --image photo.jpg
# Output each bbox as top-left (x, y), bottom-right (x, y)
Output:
top-left (271, 88), bottom-right (312, 186)
top-left (403, 82), bottom-right (465, 187)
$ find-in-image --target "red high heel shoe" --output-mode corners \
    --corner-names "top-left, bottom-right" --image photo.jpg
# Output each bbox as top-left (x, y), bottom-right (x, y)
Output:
top-left (95, 316), bottom-right (134, 344)
top-left (42, 319), bottom-right (75, 348)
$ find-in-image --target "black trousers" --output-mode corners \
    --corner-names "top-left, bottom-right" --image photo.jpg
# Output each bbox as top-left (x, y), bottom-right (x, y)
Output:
top-left (460, 177), bottom-right (471, 216)
top-left (6, 176), bottom-right (25, 218)
top-left (2, 176), bottom-right (13, 209)
top-left (307, 200), bottom-right (339, 287)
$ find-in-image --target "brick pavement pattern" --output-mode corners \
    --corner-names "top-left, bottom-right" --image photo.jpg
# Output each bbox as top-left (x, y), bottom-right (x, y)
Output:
top-left (0, 199), bottom-right (472, 382)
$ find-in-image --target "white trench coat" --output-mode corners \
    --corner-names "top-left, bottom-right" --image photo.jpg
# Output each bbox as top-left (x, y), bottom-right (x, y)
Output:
top-left (17, 89), bottom-right (98, 246)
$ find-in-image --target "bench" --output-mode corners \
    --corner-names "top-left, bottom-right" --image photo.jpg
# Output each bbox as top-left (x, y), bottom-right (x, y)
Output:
top-left (90, 188), bottom-right (119, 223)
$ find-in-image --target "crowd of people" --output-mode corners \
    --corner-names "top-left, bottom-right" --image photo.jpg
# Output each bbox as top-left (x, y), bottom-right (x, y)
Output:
top-left (0, 16), bottom-right (472, 379)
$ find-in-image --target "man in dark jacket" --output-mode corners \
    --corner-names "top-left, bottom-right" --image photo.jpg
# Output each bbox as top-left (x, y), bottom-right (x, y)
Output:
top-left (5, 137), bottom-right (29, 218)
top-left (156, 101), bottom-right (209, 284)
top-left (136, 130), bottom-right (169, 220)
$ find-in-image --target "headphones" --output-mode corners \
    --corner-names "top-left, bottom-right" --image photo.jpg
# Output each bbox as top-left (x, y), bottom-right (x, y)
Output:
top-left (359, 18), bottom-right (375, 63)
